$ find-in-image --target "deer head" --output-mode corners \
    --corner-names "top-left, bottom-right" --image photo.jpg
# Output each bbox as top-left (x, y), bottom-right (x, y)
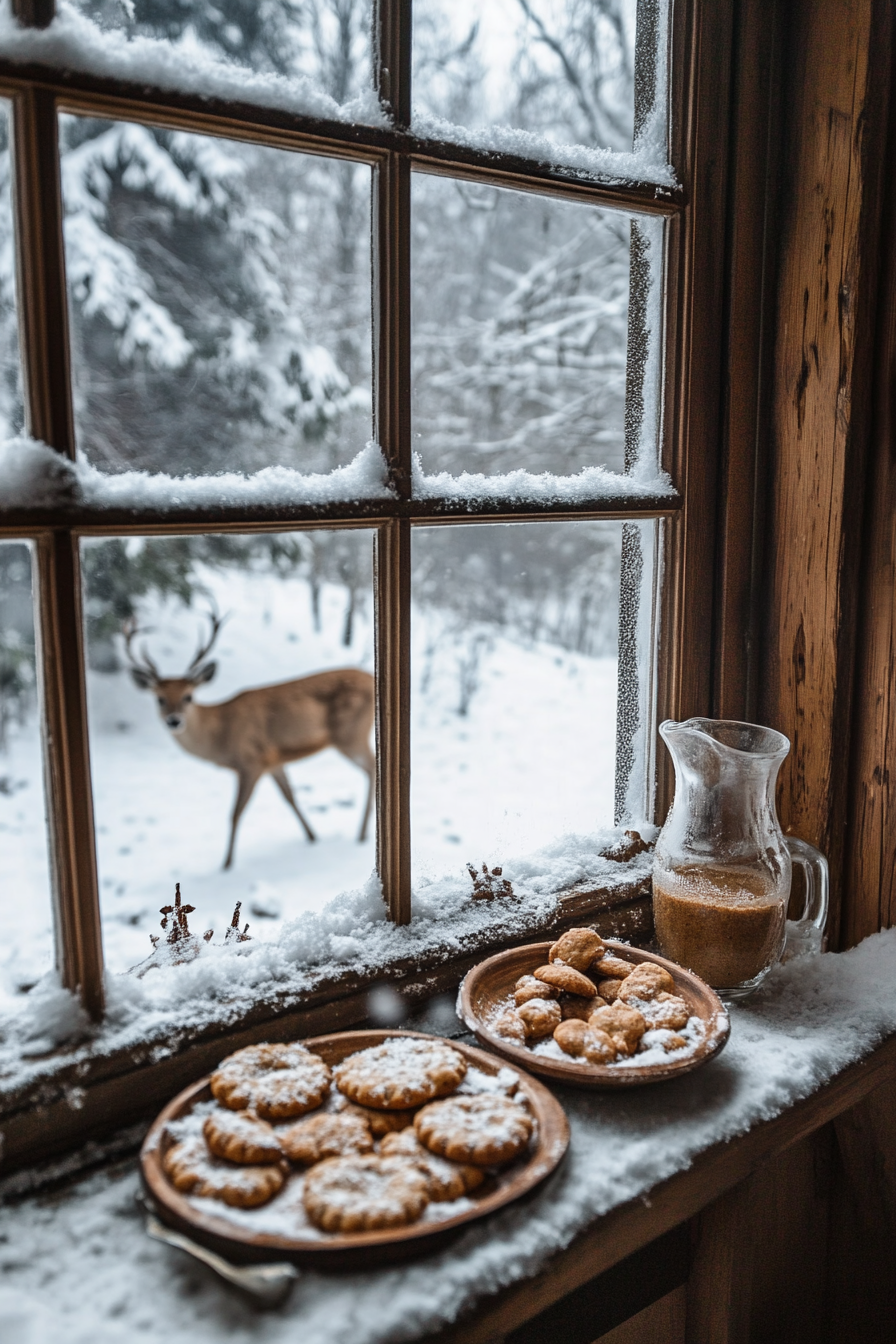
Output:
top-left (124, 610), bottom-right (224, 733)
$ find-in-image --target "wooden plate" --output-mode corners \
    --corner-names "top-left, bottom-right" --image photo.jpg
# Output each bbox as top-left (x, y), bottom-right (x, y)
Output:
top-left (459, 940), bottom-right (730, 1088)
top-left (140, 1029), bottom-right (569, 1269)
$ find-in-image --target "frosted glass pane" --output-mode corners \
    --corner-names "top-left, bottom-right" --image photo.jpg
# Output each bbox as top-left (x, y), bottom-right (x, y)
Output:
top-left (82, 530), bottom-right (376, 974)
top-left (0, 100), bottom-right (24, 440)
top-left (411, 522), bottom-right (621, 883)
top-left (0, 543), bottom-right (55, 1007)
top-left (61, 116), bottom-right (372, 477)
top-left (413, 0), bottom-right (637, 154)
top-left (412, 176), bottom-right (631, 478)
top-left (69, 1), bottom-right (374, 106)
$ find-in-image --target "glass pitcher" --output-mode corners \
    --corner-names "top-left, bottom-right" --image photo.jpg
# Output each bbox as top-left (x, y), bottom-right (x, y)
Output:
top-left (652, 718), bottom-right (829, 1000)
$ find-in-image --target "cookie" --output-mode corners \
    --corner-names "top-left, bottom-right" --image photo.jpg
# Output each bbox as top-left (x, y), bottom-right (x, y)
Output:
top-left (335, 1037), bottom-right (467, 1110)
top-left (644, 993), bottom-right (690, 1031)
top-left (280, 1110), bottom-right (373, 1165)
top-left (597, 955), bottom-right (634, 980)
top-left (202, 1108), bottom-right (282, 1164)
top-left (616, 963), bottom-right (676, 1003)
top-left (415, 1094), bottom-right (533, 1166)
top-left (211, 1042), bottom-right (331, 1121)
top-left (517, 997), bottom-right (562, 1040)
top-left (597, 978), bottom-right (624, 1003)
top-left (553, 1019), bottom-right (590, 1056)
top-left (493, 1008), bottom-right (527, 1043)
top-left (163, 1135), bottom-right (284, 1208)
top-left (588, 1003), bottom-right (647, 1056)
top-left (553, 1019), bottom-right (616, 1064)
top-left (514, 974), bottom-right (557, 1005)
top-left (533, 963), bottom-right (597, 998)
top-left (559, 992), bottom-right (605, 1021)
top-left (303, 1154), bottom-right (429, 1232)
top-left (548, 928), bottom-right (605, 971)
top-left (380, 1127), bottom-right (485, 1200)
top-left (341, 1100), bottom-right (418, 1136)
top-left (583, 1028), bottom-right (617, 1064)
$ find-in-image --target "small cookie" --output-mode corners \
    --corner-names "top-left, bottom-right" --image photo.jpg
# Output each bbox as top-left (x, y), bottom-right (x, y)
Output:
top-left (616, 963), bottom-right (676, 1003)
top-left (588, 1003), bottom-right (647, 1056)
top-left (514, 974), bottom-right (558, 1005)
top-left (560, 992), bottom-right (605, 1021)
top-left (335, 1037), bottom-right (467, 1110)
top-left (303, 1154), bottom-right (429, 1232)
top-left (517, 997), bottom-right (562, 1040)
top-left (663, 1033), bottom-right (688, 1051)
top-left (202, 1109), bottom-right (282, 1164)
top-left (415, 1094), bottom-right (533, 1166)
top-left (163, 1136), bottom-right (284, 1208)
top-left (597, 955), bottom-right (634, 979)
top-left (645, 994), bottom-right (690, 1031)
top-left (493, 1008), bottom-right (527, 1043)
top-left (380, 1127), bottom-right (485, 1200)
top-left (533, 963), bottom-right (597, 998)
top-left (583, 1028), bottom-right (617, 1064)
top-left (553, 1020), bottom-right (617, 1064)
top-left (598, 978), bottom-right (624, 1003)
top-left (341, 1100), bottom-right (418, 1136)
top-left (548, 928), bottom-right (605, 971)
top-left (280, 1110), bottom-right (373, 1165)
top-left (553, 1019), bottom-right (589, 1056)
top-left (211, 1043), bottom-right (331, 1120)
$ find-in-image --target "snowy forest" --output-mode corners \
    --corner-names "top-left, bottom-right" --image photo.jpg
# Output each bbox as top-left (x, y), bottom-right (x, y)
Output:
top-left (0, 0), bottom-right (645, 993)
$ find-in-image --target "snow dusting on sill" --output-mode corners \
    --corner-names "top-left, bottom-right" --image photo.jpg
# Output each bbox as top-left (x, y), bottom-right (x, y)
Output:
top-left (0, 437), bottom-right (394, 512)
top-left (0, 1), bottom-right (387, 127)
top-left (411, 453), bottom-right (675, 505)
top-left (0, 829), bottom-right (652, 1096)
top-left (2, 929), bottom-right (896, 1344)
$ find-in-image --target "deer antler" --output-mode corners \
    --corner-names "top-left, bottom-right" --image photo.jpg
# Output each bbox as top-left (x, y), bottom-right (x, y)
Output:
top-left (186, 606), bottom-right (226, 676)
top-left (122, 617), bottom-right (160, 680)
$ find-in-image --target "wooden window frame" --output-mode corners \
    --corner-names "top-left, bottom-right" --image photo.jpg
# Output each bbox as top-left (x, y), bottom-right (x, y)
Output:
top-left (0, 0), bottom-right (741, 1084)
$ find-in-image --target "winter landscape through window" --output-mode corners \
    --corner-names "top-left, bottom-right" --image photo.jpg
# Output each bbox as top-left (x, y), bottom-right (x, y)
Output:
top-left (0, 0), bottom-right (685, 1059)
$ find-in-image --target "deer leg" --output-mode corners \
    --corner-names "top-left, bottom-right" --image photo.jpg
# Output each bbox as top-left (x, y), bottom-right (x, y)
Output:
top-left (270, 766), bottom-right (316, 843)
top-left (336, 745), bottom-right (376, 843)
top-left (223, 769), bottom-right (261, 870)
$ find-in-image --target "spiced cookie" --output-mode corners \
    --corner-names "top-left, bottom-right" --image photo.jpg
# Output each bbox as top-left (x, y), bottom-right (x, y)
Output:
top-left (548, 928), bottom-right (605, 971)
top-left (644, 993), bottom-right (690, 1031)
top-left (303, 1154), bottom-right (429, 1232)
top-left (533, 963), bottom-right (597, 998)
top-left (335, 1037), bottom-right (467, 1110)
top-left (380, 1127), bottom-right (485, 1201)
top-left (163, 1135), bottom-right (285, 1208)
top-left (559, 992), bottom-right (605, 1021)
top-left (280, 1110), bottom-right (373, 1165)
top-left (597, 978), bottom-right (624, 1003)
top-left (211, 1043), bottom-right (331, 1120)
top-left (553, 1019), bottom-right (616, 1064)
top-left (616, 963), bottom-right (676, 1003)
top-left (493, 1008), bottom-right (527, 1043)
top-left (588, 1003), bottom-right (647, 1056)
top-left (517, 997), bottom-right (562, 1040)
top-left (514, 974), bottom-right (557, 1006)
top-left (202, 1108), bottom-right (282, 1164)
top-left (340, 1100), bottom-right (418, 1136)
top-left (597, 954), bottom-right (634, 980)
top-left (415, 1094), bottom-right (533, 1166)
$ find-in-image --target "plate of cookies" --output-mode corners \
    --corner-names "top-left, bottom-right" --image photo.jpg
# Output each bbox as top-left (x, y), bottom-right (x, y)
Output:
top-left (459, 929), bottom-right (730, 1088)
top-left (140, 1029), bottom-right (569, 1267)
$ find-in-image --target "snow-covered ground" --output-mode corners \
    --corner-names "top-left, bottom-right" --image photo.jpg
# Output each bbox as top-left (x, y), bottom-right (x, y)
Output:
top-left (0, 562), bottom-right (617, 994)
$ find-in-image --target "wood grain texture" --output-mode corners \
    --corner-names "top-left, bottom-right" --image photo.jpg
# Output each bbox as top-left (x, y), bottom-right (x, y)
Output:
top-left (592, 1287), bottom-right (687, 1344)
top-left (760, 0), bottom-right (892, 945)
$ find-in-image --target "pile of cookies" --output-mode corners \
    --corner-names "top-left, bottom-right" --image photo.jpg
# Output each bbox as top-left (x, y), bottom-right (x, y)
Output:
top-left (491, 929), bottom-right (695, 1066)
top-left (161, 1036), bottom-right (534, 1234)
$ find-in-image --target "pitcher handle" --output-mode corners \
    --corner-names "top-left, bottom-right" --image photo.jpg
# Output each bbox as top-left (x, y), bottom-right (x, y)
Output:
top-left (784, 836), bottom-right (829, 957)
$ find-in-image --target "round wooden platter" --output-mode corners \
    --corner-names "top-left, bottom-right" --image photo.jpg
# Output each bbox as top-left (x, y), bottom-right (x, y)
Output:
top-left (459, 940), bottom-right (730, 1089)
top-left (140, 1028), bottom-right (570, 1270)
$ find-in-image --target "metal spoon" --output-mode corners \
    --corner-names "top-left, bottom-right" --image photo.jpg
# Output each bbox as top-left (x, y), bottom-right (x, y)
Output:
top-left (139, 1198), bottom-right (299, 1307)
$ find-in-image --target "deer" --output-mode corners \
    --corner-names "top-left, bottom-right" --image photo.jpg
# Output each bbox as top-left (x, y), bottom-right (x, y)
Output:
top-left (123, 611), bottom-right (375, 870)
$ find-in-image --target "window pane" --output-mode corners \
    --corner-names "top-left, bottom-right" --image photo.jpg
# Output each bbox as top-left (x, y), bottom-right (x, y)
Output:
top-left (60, 116), bottom-right (372, 477)
top-left (69, 1), bottom-right (374, 109)
top-left (0, 543), bottom-right (55, 1007)
top-left (413, 0), bottom-right (637, 155)
top-left (411, 521), bottom-right (627, 885)
top-left (82, 530), bottom-right (376, 974)
top-left (0, 99), bottom-right (24, 440)
top-left (413, 176), bottom-right (652, 480)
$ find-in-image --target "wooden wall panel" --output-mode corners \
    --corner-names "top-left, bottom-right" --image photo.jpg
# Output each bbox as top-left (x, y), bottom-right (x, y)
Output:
top-left (760, 0), bottom-right (891, 944)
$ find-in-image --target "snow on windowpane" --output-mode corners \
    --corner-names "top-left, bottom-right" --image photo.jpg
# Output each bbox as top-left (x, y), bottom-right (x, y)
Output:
top-left (411, 521), bottom-right (623, 890)
top-left (0, 101), bottom-right (25, 442)
top-left (59, 115), bottom-right (373, 478)
top-left (412, 176), bottom-right (658, 482)
top-left (0, 542), bottom-right (55, 1010)
top-left (81, 530), bottom-right (376, 974)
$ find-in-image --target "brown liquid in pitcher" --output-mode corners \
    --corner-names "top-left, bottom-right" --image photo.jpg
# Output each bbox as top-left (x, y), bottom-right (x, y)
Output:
top-left (653, 864), bottom-right (787, 989)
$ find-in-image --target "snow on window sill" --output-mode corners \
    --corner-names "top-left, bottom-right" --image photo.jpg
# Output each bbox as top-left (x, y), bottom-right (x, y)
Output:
top-left (411, 454), bottom-right (676, 506)
top-left (0, 1), bottom-right (387, 127)
top-left (0, 437), bottom-right (395, 513)
top-left (0, 829), bottom-right (652, 1105)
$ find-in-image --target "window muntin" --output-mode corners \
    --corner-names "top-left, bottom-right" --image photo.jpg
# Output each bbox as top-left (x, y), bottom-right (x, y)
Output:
top-left (60, 116), bottom-right (373, 477)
